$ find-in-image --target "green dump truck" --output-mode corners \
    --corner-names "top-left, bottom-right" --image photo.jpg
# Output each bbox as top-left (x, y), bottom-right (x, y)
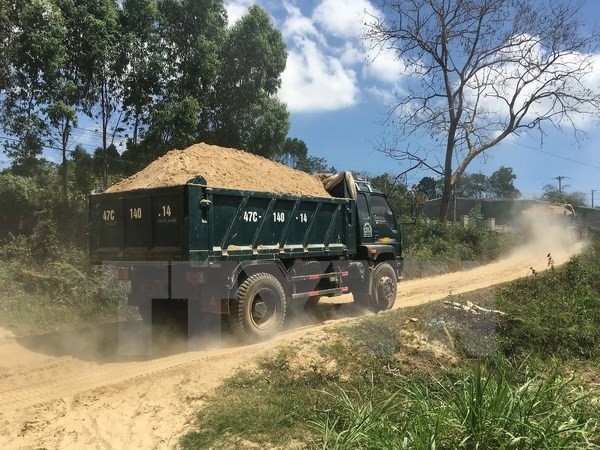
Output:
top-left (89, 174), bottom-right (403, 340)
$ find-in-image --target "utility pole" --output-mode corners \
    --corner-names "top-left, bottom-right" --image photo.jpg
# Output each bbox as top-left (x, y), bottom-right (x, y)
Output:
top-left (554, 176), bottom-right (569, 194)
top-left (592, 189), bottom-right (596, 208)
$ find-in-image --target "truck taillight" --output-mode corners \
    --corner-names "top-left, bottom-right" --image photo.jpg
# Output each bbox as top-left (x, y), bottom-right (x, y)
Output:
top-left (117, 268), bottom-right (130, 281)
top-left (186, 271), bottom-right (205, 283)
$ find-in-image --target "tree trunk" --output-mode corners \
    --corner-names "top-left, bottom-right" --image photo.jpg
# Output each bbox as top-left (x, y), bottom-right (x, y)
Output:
top-left (101, 84), bottom-right (108, 189)
top-left (60, 118), bottom-right (70, 203)
top-left (438, 180), bottom-right (452, 221)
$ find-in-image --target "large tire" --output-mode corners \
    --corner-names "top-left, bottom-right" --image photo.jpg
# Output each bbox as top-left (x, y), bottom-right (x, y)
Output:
top-left (371, 262), bottom-right (398, 311)
top-left (228, 273), bottom-right (286, 341)
top-left (353, 262), bottom-right (397, 312)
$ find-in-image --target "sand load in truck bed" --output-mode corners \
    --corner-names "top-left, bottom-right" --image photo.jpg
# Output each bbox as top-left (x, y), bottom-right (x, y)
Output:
top-left (105, 142), bottom-right (332, 198)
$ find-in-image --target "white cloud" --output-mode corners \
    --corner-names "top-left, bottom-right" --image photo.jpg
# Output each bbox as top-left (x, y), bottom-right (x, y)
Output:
top-left (278, 38), bottom-right (358, 112)
top-left (281, 3), bottom-right (323, 43)
top-left (366, 85), bottom-right (396, 105)
top-left (225, 0), bottom-right (255, 26)
top-left (340, 42), bottom-right (364, 66)
top-left (312, 0), bottom-right (380, 40)
top-left (365, 45), bottom-right (407, 83)
top-left (277, 2), bottom-right (360, 112)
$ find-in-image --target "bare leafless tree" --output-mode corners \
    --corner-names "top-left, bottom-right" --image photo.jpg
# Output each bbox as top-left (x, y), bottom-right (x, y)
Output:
top-left (366, 0), bottom-right (600, 219)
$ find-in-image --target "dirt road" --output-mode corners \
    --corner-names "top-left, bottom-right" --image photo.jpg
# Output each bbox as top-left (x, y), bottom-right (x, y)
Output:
top-left (0, 241), bottom-right (583, 449)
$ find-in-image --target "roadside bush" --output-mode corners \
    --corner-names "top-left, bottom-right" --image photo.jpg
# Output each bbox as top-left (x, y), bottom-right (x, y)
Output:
top-left (497, 245), bottom-right (600, 359)
top-left (0, 174), bottom-right (39, 241)
top-left (403, 221), bottom-right (513, 276)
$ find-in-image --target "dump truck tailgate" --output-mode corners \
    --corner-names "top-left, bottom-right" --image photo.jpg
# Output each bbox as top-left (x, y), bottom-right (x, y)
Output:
top-left (89, 186), bottom-right (188, 262)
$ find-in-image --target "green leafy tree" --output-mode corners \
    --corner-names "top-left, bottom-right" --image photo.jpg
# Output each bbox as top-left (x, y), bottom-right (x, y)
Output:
top-left (0, 0), bottom-right (17, 91)
top-left (455, 173), bottom-right (489, 198)
top-left (276, 138), bottom-right (334, 174)
top-left (47, 97), bottom-right (77, 197)
top-left (157, 0), bottom-right (226, 120)
top-left (277, 138), bottom-right (308, 167)
top-left (120, 0), bottom-right (163, 148)
top-left (71, 144), bottom-right (95, 196)
top-left (209, 5), bottom-right (289, 156)
top-left (416, 176), bottom-right (439, 199)
top-left (93, 144), bottom-right (122, 180)
top-left (1, 0), bottom-right (66, 172)
top-left (488, 166), bottom-right (520, 199)
top-left (81, 0), bottom-right (121, 188)
top-left (0, 173), bottom-right (39, 240)
top-left (138, 96), bottom-right (201, 160)
top-left (541, 184), bottom-right (587, 206)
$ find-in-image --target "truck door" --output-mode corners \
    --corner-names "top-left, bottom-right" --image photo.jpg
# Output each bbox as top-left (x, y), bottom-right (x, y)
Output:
top-left (371, 194), bottom-right (398, 242)
top-left (356, 193), bottom-right (374, 244)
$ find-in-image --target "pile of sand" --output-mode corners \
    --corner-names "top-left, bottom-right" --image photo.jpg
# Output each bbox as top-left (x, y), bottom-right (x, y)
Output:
top-left (523, 202), bottom-right (575, 217)
top-left (105, 142), bottom-right (332, 198)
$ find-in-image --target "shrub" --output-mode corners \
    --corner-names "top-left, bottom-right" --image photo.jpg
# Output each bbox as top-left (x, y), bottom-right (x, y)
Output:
top-left (497, 247), bottom-right (600, 359)
top-left (313, 360), bottom-right (599, 449)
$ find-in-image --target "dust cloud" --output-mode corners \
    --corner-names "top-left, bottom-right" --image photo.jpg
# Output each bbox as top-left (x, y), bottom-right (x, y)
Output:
top-left (0, 203), bottom-right (587, 449)
top-left (510, 202), bottom-right (583, 264)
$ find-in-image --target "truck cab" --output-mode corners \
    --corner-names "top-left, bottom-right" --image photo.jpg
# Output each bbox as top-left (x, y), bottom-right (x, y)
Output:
top-left (354, 179), bottom-right (403, 276)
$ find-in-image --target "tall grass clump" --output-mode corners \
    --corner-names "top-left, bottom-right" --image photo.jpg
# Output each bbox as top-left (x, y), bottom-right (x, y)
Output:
top-left (312, 360), bottom-right (599, 449)
top-left (496, 244), bottom-right (600, 359)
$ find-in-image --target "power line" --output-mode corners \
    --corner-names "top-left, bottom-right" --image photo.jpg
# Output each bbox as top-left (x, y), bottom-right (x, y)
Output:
top-left (0, 134), bottom-right (158, 169)
top-left (513, 141), bottom-right (600, 171)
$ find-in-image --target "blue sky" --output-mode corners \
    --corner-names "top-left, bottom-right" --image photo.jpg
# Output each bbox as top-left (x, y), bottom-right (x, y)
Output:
top-left (226, 0), bottom-right (600, 203)
top-left (5, 0), bottom-right (598, 205)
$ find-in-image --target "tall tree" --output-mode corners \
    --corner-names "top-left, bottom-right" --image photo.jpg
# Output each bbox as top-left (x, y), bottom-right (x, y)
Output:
top-left (46, 0), bottom-right (78, 199)
top-left (120, 0), bottom-right (163, 148)
top-left (416, 176), bottom-right (439, 199)
top-left (0, 0), bottom-right (17, 91)
top-left (367, 0), bottom-right (600, 220)
top-left (157, 0), bottom-right (226, 123)
top-left (454, 173), bottom-right (489, 198)
top-left (83, 0), bottom-right (121, 188)
top-left (488, 166), bottom-right (520, 199)
top-left (209, 5), bottom-right (289, 157)
top-left (1, 0), bottom-right (66, 173)
top-left (138, 96), bottom-right (201, 160)
top-left (276, 137), bottom-right (334, 173)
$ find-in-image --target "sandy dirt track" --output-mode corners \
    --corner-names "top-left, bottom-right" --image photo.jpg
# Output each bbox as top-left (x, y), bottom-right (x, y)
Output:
top-left (0, 241), bottom-right (583, 449)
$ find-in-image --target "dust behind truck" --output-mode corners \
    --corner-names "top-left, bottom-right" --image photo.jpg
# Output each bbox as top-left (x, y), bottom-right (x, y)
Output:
top-left (89, 144), bottom-right (403, 341)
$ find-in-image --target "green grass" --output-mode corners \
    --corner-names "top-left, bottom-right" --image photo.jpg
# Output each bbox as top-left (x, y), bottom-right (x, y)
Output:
top-left (179, 346), bottom-right (328, 449)
top-left (495, 246), bottom-right (600, 360)
top-left (0, 242), bottom-right (119, 334)
top-left (313, 360), bottom-right (598, 449)
top-left (180, 240), bottom-right (600, 449)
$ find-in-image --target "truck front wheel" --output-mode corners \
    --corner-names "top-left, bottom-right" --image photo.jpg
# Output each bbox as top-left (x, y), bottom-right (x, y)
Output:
top-left (371, 262), bottom-right (397, 311)
top-left (228, 273), bottom-right (286, 341)
top-left (354, 262), bottom-right (397, 312)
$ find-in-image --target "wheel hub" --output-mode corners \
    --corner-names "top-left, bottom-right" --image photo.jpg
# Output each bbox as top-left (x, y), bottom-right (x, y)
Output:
top-left (254, 301), bottom-right (268, 318)
top-left (378, 276), bottom-right (394, 303)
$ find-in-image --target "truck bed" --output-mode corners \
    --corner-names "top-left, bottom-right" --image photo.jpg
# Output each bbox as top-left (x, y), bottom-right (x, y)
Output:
top-left (89, 179), bottom-right (356, 264)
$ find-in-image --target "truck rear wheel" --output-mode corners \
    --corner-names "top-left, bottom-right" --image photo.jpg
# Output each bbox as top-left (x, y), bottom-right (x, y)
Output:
top-left (228, 273), bottom-right (286, 341)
